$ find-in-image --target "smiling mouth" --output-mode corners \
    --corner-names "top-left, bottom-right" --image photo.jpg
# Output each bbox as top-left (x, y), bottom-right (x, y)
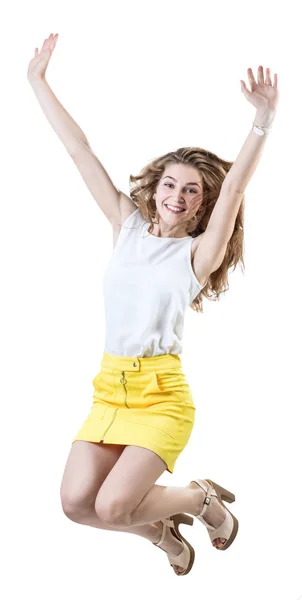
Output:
top-left (164, 204), bottom-right (186, 214)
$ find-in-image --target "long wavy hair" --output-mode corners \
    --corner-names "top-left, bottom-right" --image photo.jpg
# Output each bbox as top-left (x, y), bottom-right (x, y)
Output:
top-left (129, 147), bottom-right (245, 313)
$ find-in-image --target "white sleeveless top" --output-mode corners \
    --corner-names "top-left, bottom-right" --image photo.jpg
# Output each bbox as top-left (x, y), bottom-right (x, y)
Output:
top-left (103, 208), bottom-right (206, 357)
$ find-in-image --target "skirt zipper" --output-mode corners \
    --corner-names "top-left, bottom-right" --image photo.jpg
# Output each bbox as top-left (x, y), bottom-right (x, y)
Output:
top-left (120, 371), bottom-right (129, 408)
top-left (101, 370), bottom-right (129, 442)
top-left (101, 407), bottom-right (118, 441)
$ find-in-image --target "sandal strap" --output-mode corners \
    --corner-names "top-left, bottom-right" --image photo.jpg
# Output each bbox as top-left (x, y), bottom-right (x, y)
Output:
top-left (153, 521), bottom-right (167, 547)
top-left (163, 517), bottom-right (175, 528)
top-left (191, 479), bottom-right (217, 531)
top-left (190, 479), bottom-right (217, 502)
top-left (153, 517), bottom-right (175, 547)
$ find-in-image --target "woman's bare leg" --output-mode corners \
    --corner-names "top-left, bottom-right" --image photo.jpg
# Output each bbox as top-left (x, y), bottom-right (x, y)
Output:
top-left (65, 506), bottom-right (163, 543)
top-left (61, 442), bottom-right (189, 574)
top-left (61, 442), bottom-right (178, 549)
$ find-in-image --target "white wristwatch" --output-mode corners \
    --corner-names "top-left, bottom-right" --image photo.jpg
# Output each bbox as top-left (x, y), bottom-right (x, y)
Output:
top-left (252, 122), bottom-right (273, 136)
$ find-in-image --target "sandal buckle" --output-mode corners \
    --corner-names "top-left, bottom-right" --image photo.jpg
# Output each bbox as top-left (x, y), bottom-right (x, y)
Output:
top-left (204, 496), bottom-right (211, 505)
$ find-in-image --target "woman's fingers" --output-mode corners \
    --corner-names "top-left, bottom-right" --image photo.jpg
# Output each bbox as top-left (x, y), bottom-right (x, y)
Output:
top-left (28, 33), bottom-right (58, 82)
top-left (50, 33), bottom-right (59, 50)
top-left (257, 65), bottom-right (264, 84)
top-left (41, 33), bottom-right (58, 54)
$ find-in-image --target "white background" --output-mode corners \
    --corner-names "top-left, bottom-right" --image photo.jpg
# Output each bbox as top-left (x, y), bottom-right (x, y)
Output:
top-left (1, 0), bottom-right (301, 598)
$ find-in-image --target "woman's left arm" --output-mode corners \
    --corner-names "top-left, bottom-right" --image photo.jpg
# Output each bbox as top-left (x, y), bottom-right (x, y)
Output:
top-left (223, 65), bottom-right (279, 193)
top-left (193, 67), bottom-right (279, 277)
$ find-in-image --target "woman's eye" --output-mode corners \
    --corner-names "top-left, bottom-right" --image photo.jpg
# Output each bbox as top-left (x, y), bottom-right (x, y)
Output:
top-left (164, 183), bottom-right (196, 193)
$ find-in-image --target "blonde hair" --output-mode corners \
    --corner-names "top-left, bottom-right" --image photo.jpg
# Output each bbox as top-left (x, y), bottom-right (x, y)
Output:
top-left (129, 146), bottom-right (245, 313)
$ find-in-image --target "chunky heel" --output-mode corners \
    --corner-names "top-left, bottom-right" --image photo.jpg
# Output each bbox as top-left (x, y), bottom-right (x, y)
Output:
top-left (173, 513), bottom-right (194, 527)
top-left (206, 479), bottom-right (235, 504)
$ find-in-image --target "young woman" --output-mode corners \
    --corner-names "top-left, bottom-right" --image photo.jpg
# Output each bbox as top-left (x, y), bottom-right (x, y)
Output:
top-left (28, 33), bottom-right (279, 576)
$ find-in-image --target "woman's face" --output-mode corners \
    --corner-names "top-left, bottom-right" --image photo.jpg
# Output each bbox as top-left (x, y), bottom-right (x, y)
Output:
top-left (153, 163), bottom-right (203, 236)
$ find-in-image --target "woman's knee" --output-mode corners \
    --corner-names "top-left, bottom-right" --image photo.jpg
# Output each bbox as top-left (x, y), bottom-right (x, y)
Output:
top-left (60, 490), bottom-right (93, 520)
top-left (59, 440), bottom-right (127, 520)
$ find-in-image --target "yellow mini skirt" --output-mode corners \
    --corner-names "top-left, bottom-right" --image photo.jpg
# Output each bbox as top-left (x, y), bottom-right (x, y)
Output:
top-left (72, 352), bottom-right (196, 474)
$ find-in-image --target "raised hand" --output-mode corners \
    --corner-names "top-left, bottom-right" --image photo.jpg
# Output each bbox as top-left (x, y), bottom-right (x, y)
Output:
top-left (27, 33), bottom-right (59, 83)
top-left (240, 66), bottom-right (279, 113)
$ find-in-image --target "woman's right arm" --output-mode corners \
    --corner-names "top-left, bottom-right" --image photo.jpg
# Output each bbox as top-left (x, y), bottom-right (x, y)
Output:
top-left (28, 33), bottom-right (136, 227)
top-left (29, 77), bottom-right (88, 155)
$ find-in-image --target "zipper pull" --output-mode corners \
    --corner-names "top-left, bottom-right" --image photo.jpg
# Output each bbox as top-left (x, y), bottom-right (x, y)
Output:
top-left (120, 371), bottom-right (127, 384)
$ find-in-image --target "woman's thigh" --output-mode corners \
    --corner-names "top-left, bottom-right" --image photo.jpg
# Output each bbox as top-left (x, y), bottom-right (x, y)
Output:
top-left (60, 441), bottom-right (126, 515)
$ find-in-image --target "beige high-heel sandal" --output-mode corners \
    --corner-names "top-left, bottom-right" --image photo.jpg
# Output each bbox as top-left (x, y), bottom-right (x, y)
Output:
top-left (191, 479), bottom-right (239, 550)
top-left (153, 513), bottom-right (195, 575)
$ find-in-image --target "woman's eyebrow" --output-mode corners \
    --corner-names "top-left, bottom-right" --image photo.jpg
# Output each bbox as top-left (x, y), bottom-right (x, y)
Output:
top-left (163, 175), bottom-right (201, 187)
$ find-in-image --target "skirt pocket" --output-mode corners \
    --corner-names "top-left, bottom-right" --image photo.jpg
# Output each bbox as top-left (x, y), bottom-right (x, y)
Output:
top-left (141, 368), bottom-right (196, 408)
top-left (140, 371), bottom-right (162, 398)
top-left (155, 369), bottom-right (194, 398)
top-left (156, 370), bottom-right (196, 409)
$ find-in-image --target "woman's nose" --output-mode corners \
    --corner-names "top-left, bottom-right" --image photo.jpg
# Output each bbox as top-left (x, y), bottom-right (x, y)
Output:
top-left (174, 190), bottom-right (185, 203)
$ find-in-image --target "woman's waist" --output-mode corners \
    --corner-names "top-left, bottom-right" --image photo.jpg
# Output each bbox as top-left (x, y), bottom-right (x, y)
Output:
top-left (100, 351), bottom-right (182, 373)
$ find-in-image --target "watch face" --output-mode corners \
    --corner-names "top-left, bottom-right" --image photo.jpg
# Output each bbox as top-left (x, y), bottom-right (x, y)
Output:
top-left (253, 126), bottom-right (264, 136)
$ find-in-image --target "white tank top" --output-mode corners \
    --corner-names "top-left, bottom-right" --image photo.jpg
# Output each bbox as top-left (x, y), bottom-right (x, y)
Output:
top-left (103, 208), bottom-right (206, 357)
